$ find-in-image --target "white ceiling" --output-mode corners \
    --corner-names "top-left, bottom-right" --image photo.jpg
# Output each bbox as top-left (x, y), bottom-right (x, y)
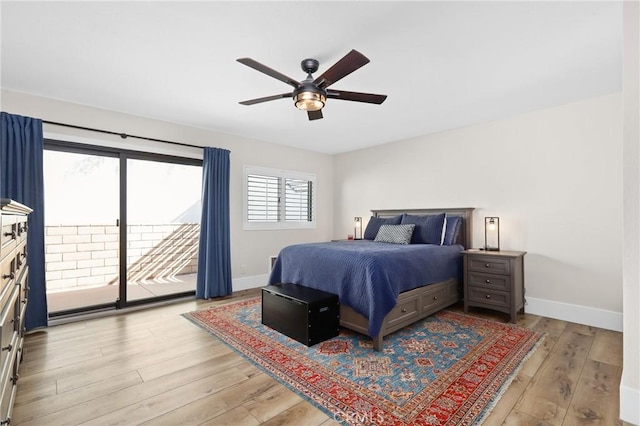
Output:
top-left (1, 1), bottom-right (622, 154)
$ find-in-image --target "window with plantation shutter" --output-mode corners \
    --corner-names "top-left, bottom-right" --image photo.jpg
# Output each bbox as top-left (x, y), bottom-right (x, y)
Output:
top-left (244, 166), bottom-right (316, 229)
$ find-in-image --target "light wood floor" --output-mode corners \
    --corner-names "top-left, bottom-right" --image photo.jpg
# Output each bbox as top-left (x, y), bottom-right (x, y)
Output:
top-left (13, 289), bottom-right (625, 425)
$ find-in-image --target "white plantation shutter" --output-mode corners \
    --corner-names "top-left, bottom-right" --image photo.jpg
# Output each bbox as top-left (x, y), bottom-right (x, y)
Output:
top-left (285, 178), bottom-right (313, 222)
top-left (247, 174), bottom-right (280, 223)
top-left (244, 166), bottom-right (316, 229)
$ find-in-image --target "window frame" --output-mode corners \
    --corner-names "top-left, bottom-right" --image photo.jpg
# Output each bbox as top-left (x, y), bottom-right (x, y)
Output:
top-left (243, 165), bottom-right (316, 230)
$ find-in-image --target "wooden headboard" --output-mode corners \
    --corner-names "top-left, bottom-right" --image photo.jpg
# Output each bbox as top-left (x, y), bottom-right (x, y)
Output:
top-left (371, 208), bottom-right (475, 249)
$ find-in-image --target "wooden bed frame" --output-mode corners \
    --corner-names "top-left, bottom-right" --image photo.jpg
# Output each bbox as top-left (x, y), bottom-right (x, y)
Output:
top-left (339, 207), bottom-right (474, 351)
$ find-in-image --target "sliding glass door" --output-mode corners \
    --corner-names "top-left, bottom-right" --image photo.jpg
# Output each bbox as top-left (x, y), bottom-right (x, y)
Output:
top-left (125, 158), bottom-right (201, 303)
top-left (44, 141), bottom-right (202, 317)
top-left (43, 147), bottom-right (120, 314)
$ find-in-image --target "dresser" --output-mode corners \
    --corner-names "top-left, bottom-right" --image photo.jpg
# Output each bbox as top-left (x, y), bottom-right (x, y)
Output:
top-left (462, 249), bottom-right (526, 323)
top-left (0, 199), bottom-right (31, 425)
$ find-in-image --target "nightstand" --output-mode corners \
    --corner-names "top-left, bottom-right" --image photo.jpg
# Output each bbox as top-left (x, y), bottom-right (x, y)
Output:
top-left (462, 249), bottom-right (527, 323)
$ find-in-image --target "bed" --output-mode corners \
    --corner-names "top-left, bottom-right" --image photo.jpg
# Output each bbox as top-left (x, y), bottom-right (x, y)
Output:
top-left (268, 207), bottom-right (474, 351)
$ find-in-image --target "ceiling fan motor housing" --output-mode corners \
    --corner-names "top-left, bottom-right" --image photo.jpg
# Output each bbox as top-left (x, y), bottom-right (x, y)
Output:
top-left (301, 58), bottom-right (319, 74)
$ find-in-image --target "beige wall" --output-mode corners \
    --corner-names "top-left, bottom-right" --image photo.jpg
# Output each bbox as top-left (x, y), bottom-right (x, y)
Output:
top-left (622, 1), bottom-right (640, 424)
top-left (334, 93), bottom-right (623, 325)
top-left (1, 90), bottom-right (334, 285)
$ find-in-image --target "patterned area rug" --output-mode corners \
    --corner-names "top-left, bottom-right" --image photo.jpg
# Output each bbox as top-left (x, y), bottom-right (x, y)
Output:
top-left (184, 297), bottom-right (543, 425)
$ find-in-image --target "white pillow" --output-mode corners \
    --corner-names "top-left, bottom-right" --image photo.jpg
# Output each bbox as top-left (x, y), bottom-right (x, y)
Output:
top-left (440, 216), bottom-right (447, 245)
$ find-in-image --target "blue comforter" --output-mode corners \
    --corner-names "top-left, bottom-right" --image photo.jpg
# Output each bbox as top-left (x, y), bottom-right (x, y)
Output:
top-left (268, 240), bottom-right (463, 338)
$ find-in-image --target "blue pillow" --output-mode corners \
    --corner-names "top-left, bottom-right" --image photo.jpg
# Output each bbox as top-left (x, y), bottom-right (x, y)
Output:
top-left (443, 216), bottom-right (463, 245)
top-left (400, 213), bottom-right (446, 244)
top-left (363, 215), bottom-right (402, 240)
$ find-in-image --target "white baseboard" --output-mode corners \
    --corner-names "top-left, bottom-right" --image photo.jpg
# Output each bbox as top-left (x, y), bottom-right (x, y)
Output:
top-left (233, 274), bottom-right (269, 292)
top-left (525, 297), bottom-right (623, 332)
top-left (620, 383), bottom-right (640, 425)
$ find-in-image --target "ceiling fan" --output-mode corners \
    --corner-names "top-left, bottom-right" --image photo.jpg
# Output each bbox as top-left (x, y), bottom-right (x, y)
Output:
top-left (237, 49), bottom-right (387, 121)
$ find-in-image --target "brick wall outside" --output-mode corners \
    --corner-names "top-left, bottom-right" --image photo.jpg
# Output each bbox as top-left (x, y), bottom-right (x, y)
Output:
top-left (45, 223), bottom-right (199, 292)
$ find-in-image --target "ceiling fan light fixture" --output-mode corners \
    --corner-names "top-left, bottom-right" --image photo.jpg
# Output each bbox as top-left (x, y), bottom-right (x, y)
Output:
top-left (294, 90), bottom-right (326, 112)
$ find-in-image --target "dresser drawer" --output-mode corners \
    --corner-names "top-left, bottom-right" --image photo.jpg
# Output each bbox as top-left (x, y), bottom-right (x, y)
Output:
top-left (0, 285), bottom-right (19, 379)
top-left (467, 256), bottom-right (511, 275)
top-left (387, 297), bottom-right (419, 328)
top-left (17, 266), bottom-right (29, 310)
top-left (0, 365), bottom-right (12, 425)
top-left (468, 272), bottom-right (511, 291)
top-left (0, 256), bottom-right (16, 297)
top-left (0, 344), bottom-right (17, 426)
top-left (15, 341), bottom-right (24, 378)
top-left (0, 217), bottom-right (17, 260)
top-left (467, 286), bottom-right (510, 309)
top-left (13, 241), bottom-right (26, 280)
top-left (16, 219), bottom-right (28, 244)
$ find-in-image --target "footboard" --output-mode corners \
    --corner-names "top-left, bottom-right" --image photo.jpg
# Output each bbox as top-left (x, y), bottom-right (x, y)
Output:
top-left (340, 278), bottom-right (460, 351)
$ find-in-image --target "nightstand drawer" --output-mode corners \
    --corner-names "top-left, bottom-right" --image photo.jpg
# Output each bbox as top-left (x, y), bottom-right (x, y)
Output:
top-left (467, 286), bottom-right (510, 308)
top-left (467, 256), bottom-right (511, 275)
top-left (468, 272), bottom-right (510, 291)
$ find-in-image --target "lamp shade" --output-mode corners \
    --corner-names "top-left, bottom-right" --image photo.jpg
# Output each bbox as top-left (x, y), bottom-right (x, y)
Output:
top-left (484, 217), bottom-right (500, 251)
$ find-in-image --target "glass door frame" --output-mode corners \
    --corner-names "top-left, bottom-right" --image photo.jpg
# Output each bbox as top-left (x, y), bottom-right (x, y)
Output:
top-left (118, 150), bottom-right (202, 309)
top-left (44, 139), bottom-right (202, 317)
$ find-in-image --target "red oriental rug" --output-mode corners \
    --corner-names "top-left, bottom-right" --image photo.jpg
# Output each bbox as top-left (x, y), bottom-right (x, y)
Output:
top-left (183, 297), bottom-right (543, 425)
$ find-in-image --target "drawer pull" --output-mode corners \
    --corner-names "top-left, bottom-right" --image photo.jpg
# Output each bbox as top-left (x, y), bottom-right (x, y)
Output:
top-left (485, 264), bottom-right (490, 268)
top-left (11, 374), bottom-right (18, 384)
top-left (1, 418), bottom-right (10, 425)
top-left (3, 230), bottom-right (16, 239)
top-left (2, 272), bottom-right (15, 280)
top-left (433, 296), bottom-right (438, 300)
top-left (486, 279), bottom-right (491, 283)
top-left (401, 308), bottom-right (407, 313)
top-left (485, 294), bottom-right (491, 299)
top-left (2, 344), bottom-right (12, 352)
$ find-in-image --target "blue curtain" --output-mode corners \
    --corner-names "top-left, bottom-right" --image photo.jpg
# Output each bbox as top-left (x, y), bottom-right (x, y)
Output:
top-left (1, 112), bottom-right (47, 330)
top-left (196, 147), bottom-right (232, 298)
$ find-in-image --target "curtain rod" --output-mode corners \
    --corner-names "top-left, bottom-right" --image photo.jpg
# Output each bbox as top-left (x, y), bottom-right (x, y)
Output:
top-left (42, 120), bottom-right (203, 150)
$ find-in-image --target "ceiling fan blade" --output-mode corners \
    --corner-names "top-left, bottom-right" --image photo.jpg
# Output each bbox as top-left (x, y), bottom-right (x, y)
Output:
top-left (237, 58), bottom-right (300, 88)
top-left (239, 93), bottom-right (292, 106)
top-left (326, 90), bottom-right (387, 104)
top-left (313, 50), bottom-right (370, 89)
top-left (308, 110), bottom-right (323, 121)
